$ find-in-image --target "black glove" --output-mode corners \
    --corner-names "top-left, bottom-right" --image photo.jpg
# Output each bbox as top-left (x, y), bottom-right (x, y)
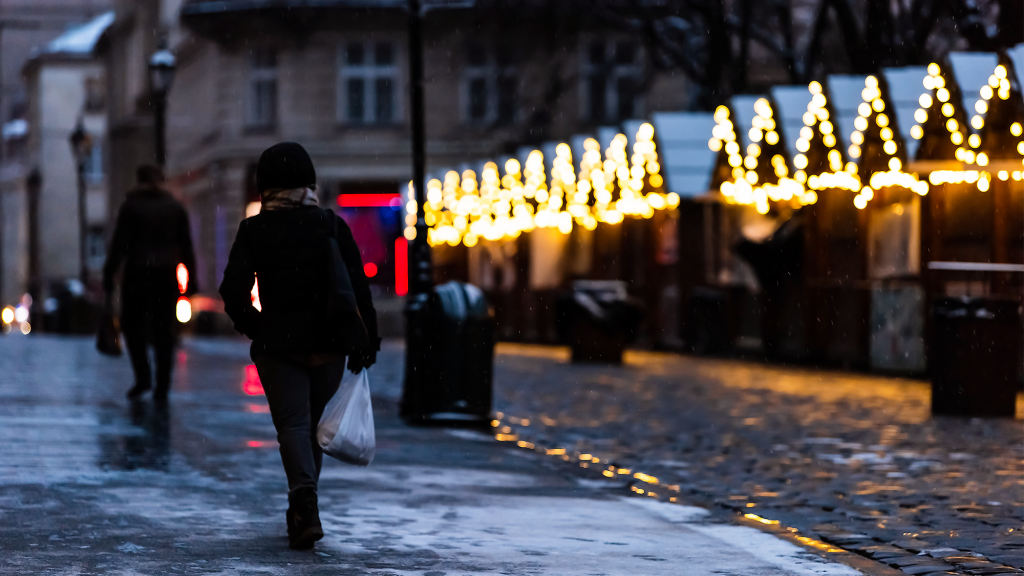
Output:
top-left (347, 348), bottom-right (378, 374)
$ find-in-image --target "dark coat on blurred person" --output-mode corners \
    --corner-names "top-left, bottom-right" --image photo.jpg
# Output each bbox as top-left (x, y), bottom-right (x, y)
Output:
top-left (103, 165), bottom-right (197, 397)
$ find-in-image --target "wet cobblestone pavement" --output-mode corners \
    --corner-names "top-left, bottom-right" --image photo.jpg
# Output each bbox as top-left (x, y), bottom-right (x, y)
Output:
top-left (1, 334), bottom-right (873, 575)
top-left (489, 344), bottom-right (1024, 575)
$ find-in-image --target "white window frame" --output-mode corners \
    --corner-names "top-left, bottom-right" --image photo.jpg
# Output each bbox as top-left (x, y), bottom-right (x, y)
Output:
top-left (462, 46), bottom-right (517, 125)
top-left (580, 38), bottom-right (644, 123)
top-left (247, 47), bottom-right (278, 129)
top-left (337, 38), bottom-right (402, 126)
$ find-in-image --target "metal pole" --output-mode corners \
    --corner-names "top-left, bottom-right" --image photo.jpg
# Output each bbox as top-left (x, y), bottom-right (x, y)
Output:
top-left (407, 0), bottom-right (431, 294)
top-left (77, 159), bottom-right (88, 285)
top-left (154, 94), bottom-right (166, 168)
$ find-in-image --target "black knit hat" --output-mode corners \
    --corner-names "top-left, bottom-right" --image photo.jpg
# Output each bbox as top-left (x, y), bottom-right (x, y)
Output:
top-left (256, 142), bottom-right (316, 193)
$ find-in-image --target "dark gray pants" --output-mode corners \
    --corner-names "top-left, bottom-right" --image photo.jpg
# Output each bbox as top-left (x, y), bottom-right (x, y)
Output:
top-left (252, 354), bottom-right (345, 498)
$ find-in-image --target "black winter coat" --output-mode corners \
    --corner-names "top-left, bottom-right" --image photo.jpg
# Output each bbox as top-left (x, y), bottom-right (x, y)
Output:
top-left (219, 207), bottom-right (378, 357)
top-left (103, 185), bottom-right (197, 295)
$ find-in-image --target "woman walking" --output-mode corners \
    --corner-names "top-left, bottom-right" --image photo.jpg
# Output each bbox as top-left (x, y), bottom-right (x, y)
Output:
top-left (220, 142), bottom-right (379, 549)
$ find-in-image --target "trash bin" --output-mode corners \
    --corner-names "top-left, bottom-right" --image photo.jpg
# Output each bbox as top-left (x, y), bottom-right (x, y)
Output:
top-left (930, 296), bottom-right (1023, 417)
top-left (401, 281), bottom-right (494, 426)
top-left (556, 280), bottom-right (643, 364)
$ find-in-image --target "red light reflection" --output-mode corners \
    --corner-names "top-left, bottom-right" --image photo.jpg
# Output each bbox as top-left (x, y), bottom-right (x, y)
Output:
top-left (243, 364), bottom-right (264, 396)
top-left (364, 262), bottom-right (378, 277)
top-left (176, 263), bottom-right (189, 294)
top-left (395, 237), bottom-right (408, 296)
top-left (247, 440), bottom-right (273, 448)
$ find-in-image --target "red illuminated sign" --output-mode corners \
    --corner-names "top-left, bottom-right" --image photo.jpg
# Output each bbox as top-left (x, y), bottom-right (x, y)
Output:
top-left (337, 193), bottom-right (401, 208)
top-left (395, 238), bottom-right (408, 296)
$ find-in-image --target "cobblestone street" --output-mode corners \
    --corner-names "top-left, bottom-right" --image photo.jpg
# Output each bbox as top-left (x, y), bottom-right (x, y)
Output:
top-left (1, 334), bottom-right (873, 576)
top-left (490, 344), bottom-right (1024, 574)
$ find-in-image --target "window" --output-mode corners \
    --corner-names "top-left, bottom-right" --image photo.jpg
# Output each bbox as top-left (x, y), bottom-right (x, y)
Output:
top-left (464, 42), bottom-right (517, 125)
top-left (582, 40), bottom-right (642, 123)
top-left (339, 40), bottom-right (399, 125)
top-left (248, 47), bottom-right (278, 129)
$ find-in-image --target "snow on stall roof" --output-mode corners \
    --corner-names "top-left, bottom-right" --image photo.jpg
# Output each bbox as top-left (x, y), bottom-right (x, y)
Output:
top-left (597, 126), bottom-right (621, 152)
top-left (948, 52), bottom-right (999, 134)
top-left (45, 12), bottom-right (114, 55)
top-left (1008, 44), bottom-right (1024, 91)
top-left (771, 86), bottom-right (811, 161)
top-left (827, 75), bottom-right (868, 163)
top-left (730, 95), bottom-right (761, 149)
top-left (650, 111), bottom-right (716, 197)
top-left (882, 66), bottom-right (928, 159)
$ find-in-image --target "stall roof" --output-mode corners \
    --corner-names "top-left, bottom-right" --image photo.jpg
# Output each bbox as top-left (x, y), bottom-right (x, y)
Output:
top-left (827, 75), bottom-right (868, 162)
top-left (770, 85), bottom-right (811, 161)
top-left (730, 95), bottom-right (761, 149)
top-left (650, 111), bottom-right (716, 197)
top-left (948, 52), bottom-right (999, 134)
top-left (882, 66), bottom-right (928, 159)
top-left (597, 126), bottom-right (621, 152)
top-left (43, 12), bottom-right (114, 56)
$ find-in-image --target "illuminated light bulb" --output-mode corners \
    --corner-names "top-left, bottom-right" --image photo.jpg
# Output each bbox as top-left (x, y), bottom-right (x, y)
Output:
top-left (854, 195), bottom-right (868, 210)
top-left (746, 171), bottom-right (759, 184)
top-left (630, 165), bottom-right (646, 180)
top-left (709, 138), bottom-right (723, 152)
top-left (995, 64), bottom-right (1007, 79)
top-left (650, 174), bottom-right (664, 188)
top-left (647, 161), bottom-right (661, 174)
top-left (988, 75), bottom-right (999, 88)
top-left (955, 147), bottom-right (965, 161)
top-left (880, 127), bottom-right (893, 141)
top-left (910, 125), bottom-right (923, 139)
top-left (964, 150), bottom-right (976, 163)
top-left (809, 81), bottom-right (822, 94)
top-left (937, 88), bottom-right (950, 102)
top-left (939, 103), bottom-right (953, 118)
top-left (858, 102), bottom-right (871, 117)
top-left (978, 176), bottom-right (990, 192)
top-left (876, 114), bottom-right (889, 127)
top-left (796, 138), bottom-right (810, 152)
top-left (971, 116), bottom-right (984, 129)
top-left (977, 152), bottom-right (989, 166)
top-left (1, 307), bottom-right (13, 324)
top-left (860, 186), bottom-right (874, 200)
top-left (765, 131), bottom-right (779, 145)
top-left (923, 76), bottom-right (936, 90)
top-left (919, 94), bottom-right (933, 107)
top-left (1011, 122), bottom-right (1023, 137)
top-left (747, 143), bottom-right (761, 157)
top-left (802, 112), bottom-right (816, 126)
top-left (951, 132), bottom-right (963, 145)
top-left (999, 88), bottom-right (1010, 100)
top-left (819, 120), bottom-right (834, 135)
top-left (871, 99), bottom-right (885, 112)
top-left (714, 105), bottom-right (730, 122)
top-left (976, 100), bottom-right (988, 114)
top-left (1013, 171), bottom-right (1022, 181)
top-left (823, 134), bottom-right (836, 147)
top-left (849, 144), bottom-right (862, 158)
top-left (748, 128), bottom-right (763, 142)
top-left (883, 140), bottom-right (897, 154)
top-left (725, 141), bottom-right (740, 155)
top-left (637, 123), bottom-right (655, 142)
top-left (794, 154), bottom-right (808, 169)
top-left (743, 156), bottom-right (758, 169)
top-left (846, 162), bottom-right (858, 173)
top-left (980, 85), bottom-right (994, 100)
top-left (927, 63), bottom-right (940, 76)
top-left (888, 157), bottom-right (902, 171)
top-left (934, 76), bottom-right (945, 88)
top-left (794, 170), bottom-right (807, 183)
top-left (969, 134), bottom-right (981, 148)
top-left (865, 75), bottom-right (878, 88)
top-left (851, 131), bottom-right (864, 145)
top-left (914, 109), bottom-right (928, 123)
top-left (946, 118), bottom-right (959, 132)
top-left (1019, 142), bottom-right (1024, 155)
top-left (854, 117), bottom-right (868, 131)
top-left (998, 170), bottom-right (1009, 181)
top-left (731, 167), bottom-right (745, 180)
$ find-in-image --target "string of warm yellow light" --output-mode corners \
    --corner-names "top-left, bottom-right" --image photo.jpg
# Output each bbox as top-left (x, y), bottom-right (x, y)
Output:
top-left (404, 123), bottom-right (679, 248)
top-left (849, 75), bottom-right (927, 208)
top-left (800, 80), bottom-right (860, 198)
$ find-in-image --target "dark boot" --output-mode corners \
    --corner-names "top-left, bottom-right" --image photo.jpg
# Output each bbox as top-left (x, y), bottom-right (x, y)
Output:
top-left (126, 382), bottom-right (151, 400)
top-left (287, 488), bottom-right (323, 549)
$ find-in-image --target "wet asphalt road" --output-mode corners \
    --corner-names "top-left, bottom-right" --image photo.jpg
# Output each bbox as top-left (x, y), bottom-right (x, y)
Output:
top-left (489, 344), bottom-right (1024, 574)
top-left (0, 334), bottom-right (872, 576)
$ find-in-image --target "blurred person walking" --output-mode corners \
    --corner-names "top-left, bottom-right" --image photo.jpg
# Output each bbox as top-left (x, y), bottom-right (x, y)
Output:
top-left (103, 165), bottom-right (197, 401)
top-left (219, 142), bottom-right (379, 550)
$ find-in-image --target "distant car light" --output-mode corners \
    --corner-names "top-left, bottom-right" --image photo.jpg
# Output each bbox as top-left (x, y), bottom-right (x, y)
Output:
top-left (13, 306), bottom-right (28, 323)
top-left (1, 307), bottom-right (13, 324)
top-left (176, 263), bottom-right (189, 294)
top-left (364, 262), bottom-right (378, 277)
top-left (175, 297), bottom-right (192, 323)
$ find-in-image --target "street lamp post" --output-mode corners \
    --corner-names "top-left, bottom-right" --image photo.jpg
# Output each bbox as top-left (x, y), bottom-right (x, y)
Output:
top-left (69, 119), bottom-right (92, 285)
top-left (148, 43), bottom-right (176, 167)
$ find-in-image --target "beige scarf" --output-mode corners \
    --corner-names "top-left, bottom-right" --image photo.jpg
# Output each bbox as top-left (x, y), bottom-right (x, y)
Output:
top-left (261, 187), bottom-right (319, 211)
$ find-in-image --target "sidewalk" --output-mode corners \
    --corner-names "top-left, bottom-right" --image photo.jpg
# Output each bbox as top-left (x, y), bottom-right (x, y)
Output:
top-left (0, 335), bottom-right (868, 575)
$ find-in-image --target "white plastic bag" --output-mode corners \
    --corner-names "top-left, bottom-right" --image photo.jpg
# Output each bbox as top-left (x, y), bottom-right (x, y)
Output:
top-left (317, 368), bottom-right (375, 466)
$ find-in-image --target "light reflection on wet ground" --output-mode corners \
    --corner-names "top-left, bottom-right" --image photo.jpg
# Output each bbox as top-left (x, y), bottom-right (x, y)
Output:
top-left (492, 343), bottom-right (1024, 569)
